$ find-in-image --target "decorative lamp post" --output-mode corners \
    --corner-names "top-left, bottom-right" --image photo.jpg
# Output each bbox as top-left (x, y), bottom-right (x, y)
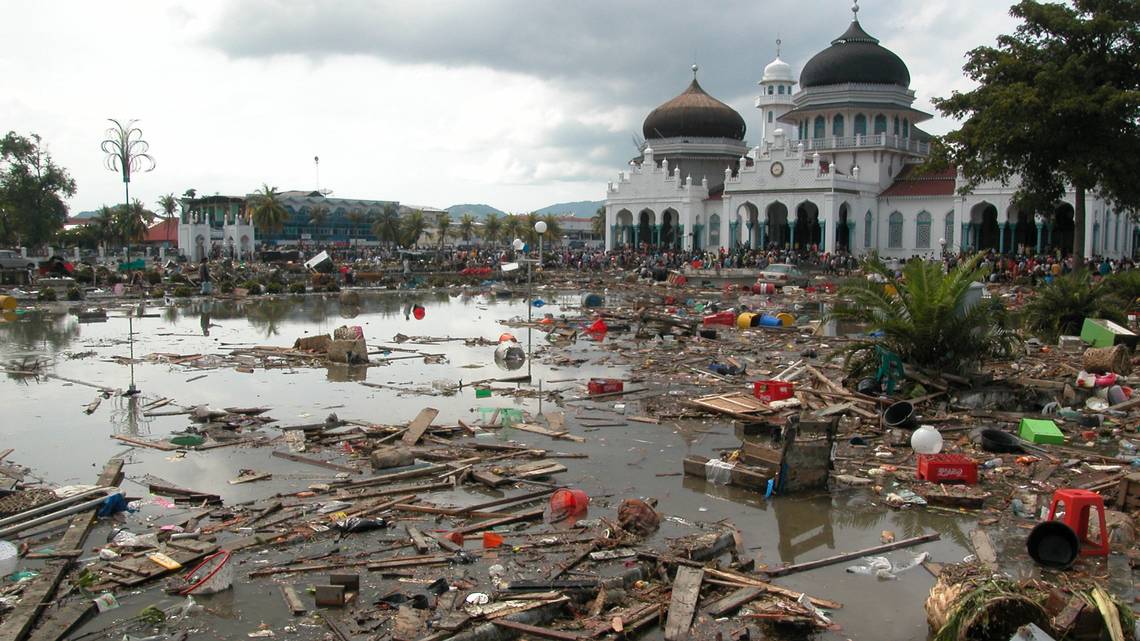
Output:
top-left (512, 238), bottom-right (533, 379)
top-left (101, 119), bottom-right (154, 397)
top-left (939, 237), bottom-right (946, 260)
top-left (534, 220), bottom-right (547, 270)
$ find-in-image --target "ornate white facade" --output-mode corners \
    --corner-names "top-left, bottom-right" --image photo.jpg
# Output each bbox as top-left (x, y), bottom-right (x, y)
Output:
top-left (604, 7), bottom-right (1134, 258)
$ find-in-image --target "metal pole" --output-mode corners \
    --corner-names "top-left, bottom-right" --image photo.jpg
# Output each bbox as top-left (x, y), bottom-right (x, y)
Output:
top-left (127, 314), bottom-right (138, 394)
top-left (526, 257), bottom-right (532, 380)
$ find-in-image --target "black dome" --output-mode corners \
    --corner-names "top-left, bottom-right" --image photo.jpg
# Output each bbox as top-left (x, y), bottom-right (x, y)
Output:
top-left (800, 21), bottom-right (910, 88)
top-left (642, 77), bottom-right (746, 141)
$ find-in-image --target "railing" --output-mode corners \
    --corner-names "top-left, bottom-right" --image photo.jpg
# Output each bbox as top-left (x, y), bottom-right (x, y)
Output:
top-left (799, 134), bottom-right (929, 155)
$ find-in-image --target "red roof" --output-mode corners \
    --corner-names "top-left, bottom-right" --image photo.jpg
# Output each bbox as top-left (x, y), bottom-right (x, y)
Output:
top-left (880, 165), bottom-right (957, 198)
top-left (143, 218), bottom-right (179, 243)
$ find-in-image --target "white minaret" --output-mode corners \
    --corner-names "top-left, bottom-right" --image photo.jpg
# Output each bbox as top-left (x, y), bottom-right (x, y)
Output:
top-left (756, 38), bottom-right (796, 144)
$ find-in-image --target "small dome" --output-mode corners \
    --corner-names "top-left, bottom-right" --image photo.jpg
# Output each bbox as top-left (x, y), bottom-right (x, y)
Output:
top-left (642, 74), bottom-right (746, 141)
top-left (800, 20), bottom-right (910, 89)
top-left (762, 56), bottom-right (794, 83)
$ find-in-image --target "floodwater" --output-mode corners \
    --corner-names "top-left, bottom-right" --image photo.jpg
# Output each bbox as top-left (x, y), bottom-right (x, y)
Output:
top-left (0, 290), bottom-right (1118, 640)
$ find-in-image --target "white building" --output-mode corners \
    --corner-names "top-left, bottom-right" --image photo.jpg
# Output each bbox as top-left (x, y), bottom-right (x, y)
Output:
top-left (604, 4), bottom-right (1134, 259)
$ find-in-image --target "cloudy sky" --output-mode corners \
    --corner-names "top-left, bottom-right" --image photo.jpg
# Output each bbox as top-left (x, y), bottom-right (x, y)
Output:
top-left (1, 0), bottom-right (1019, 215)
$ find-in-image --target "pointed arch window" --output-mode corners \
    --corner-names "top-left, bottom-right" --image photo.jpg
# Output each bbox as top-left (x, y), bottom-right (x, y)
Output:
top-left (864, 211), bottom-right (873, 248)
top-left (873, 115), bottom-right (887, 135)
top-left (709, 213), bottom-right (721, 247)
top-left (833, 114), bottom-right (845, 137)
top-left (854, 114), bottom-right (867, 136)
top-left (813, 116), bottom-right (825, 139)
top-left (778, 85), bottom-right (785, 95)
top-left (944, 211), bottom-right (955, 246)
top-left (903, 118), bottom-right (910, 138)
top-left (888, 212), bottom-right (904, 248)
top-left (916, 211), bottom-right (932, 248)
top-left (893, 116), bottom-right (900, 135)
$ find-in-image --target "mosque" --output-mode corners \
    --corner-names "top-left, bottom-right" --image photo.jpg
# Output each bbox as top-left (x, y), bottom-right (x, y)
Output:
top-left (602, 2), bottom-right (1134, 259)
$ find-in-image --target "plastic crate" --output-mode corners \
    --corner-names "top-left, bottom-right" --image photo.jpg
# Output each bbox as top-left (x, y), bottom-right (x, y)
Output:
top-left (588, 378), bottom-right (624, 395)
top-left (753, 380), bottom-right (794, 402)
top-left (917, 453), bottom-right (978, 484)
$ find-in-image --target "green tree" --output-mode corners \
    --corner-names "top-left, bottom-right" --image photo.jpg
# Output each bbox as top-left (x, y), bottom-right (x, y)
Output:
top-left (540, 213), bottom-right (563, 244)
top-left (502, 214), bottom-right (524, 246)
top-left (0, 132), bottom-right (77, 247)
top-left (457, 213), bottom-right (477, 242)
top-left (1023, 270), bottom-right (1128, 342)
top-left (156, 193), bottom-right (178, 219)
top-left (932, 0), bottom-right (1140, 261)
top-left (345, 209), bottom-right (366, 245)
top-left (522, 212), bottom-right (541, 244)
top-left (401, 209), bottom-right (428, 247)
top-left (183, 188), bottom-right (197, 199)
top-left (308, 203), bottom-right (329, 226)
top-left (482, 213), bottom-right (502, 245)
top-left (827, 256), bottom-right (1020, 376)
top-left (593, 206), bottom-right (606, 236)
top-left (114, 199), bottom-right (153, 251)
top-left (248, 184), bottom-right (289, 234)
top-left (92, 205), bottom-right (116, 252)
top-left (435, 212), bottom-right (452, 248)
top-left (370, 203), bottom-right (401, 247)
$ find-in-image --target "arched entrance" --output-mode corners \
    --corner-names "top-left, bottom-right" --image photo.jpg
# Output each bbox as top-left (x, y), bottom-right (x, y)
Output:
top-left (615, 209), bottom-right (634, 246)
top-left (738, 203), bottom-right (759, 248)
top-left (637, 209), bottom-right (654, 246)
top-left (836, 203), bottom-right (850, 252)
top-left (1008, 208), bottom-right (1034, 254)
top-left (766, 202), bottom-right (789, 248)
top-left (1052, 203), bottom-right (1075, 255)
top-left (708, 213), bottom-right (721, 248)
top-left (970, 202), bottom-right (1000, 251)
top-left (794, 201), bottom-right (822, 250)
top-left (661, 209), bottom-right (679, 249)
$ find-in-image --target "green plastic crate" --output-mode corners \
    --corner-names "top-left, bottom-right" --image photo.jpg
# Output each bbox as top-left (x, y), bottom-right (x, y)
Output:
top-left (474, 388), bottom-right (491, 399)
top-left (1019, 418), bottom-right (1065, 445)
top-left (1080, 318), bottom-right (1137, 349)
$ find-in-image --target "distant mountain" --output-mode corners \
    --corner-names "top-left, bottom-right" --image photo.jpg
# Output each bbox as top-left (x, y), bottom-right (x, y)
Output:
top-left (533, 200), bottom-right (604, 218)
top-left (446, 204), bottom-right (507, 219)
top-left (71, 209), bottom-right (99, 219)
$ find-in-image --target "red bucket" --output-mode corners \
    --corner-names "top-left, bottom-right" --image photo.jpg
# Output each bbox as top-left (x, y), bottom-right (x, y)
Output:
top-left (549, 488), bottom-right (589, 518)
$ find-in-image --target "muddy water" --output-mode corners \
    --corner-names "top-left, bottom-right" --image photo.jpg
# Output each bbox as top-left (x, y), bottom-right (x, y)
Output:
top-left (0, 290), bottom-right (1075, 640)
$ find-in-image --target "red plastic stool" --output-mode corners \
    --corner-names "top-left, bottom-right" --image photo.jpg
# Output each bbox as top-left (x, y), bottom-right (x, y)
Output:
top-left (1046, 489), bottom-right (1109, 556)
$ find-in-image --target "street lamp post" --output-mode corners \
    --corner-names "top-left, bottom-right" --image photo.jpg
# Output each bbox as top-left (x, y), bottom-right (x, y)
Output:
top-left (513, 238), bottom-right (531, 380)
top-left (939, 237), bottom-right (946, 261)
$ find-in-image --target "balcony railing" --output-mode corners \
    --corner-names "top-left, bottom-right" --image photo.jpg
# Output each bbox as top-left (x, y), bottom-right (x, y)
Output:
top-left (800, 133), bottom-right (929, 155)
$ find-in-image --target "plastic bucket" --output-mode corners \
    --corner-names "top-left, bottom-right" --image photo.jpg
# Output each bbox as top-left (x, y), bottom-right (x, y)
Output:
top-left (883, 400), bottom-right (916, 430)
top-left (736, 312), bottom-right (757, 329)
top-left (0, 296), bottom-right (16, 312)
top-left (775, 312), bottom-right (796, 327)
top-left (980, 428), bottom-right (1024, 454)
top-left (549, 488), bottom-right (589, 518)
top-left (1027, 520), bottom-right (1079, 569)
top-left (757, 314), bottom-right (782, 327)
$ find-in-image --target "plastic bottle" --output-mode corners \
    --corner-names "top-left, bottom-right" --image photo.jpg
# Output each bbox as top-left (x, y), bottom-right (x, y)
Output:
top-left (982, 458), bottom-right (1002, 469)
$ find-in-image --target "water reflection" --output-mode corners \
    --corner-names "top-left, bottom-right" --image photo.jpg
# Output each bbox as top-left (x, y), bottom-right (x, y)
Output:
top-left (773, 494), bottom-right (836, 563)
top-left (110, 394), bottom-right (153, 436)
top-left (0, 310), bottom-right (79, 352)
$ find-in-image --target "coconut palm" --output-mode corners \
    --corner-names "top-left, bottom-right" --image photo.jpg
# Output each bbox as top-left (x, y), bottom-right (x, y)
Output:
top-left (540, 213), bottom-right (563, 244)
top-left (92, 205), bottom-right (116, 253)
top-left (308, 203), bottom-right (329, 226)
top-left (435, 212), bottom-right (452, 248)
top-left (502, 214), bottom-right (524, 246)
top-left (482, 213), bottom-right (502, 245)
top-left (592, 206), bottom-right (606, 236)
top-left (156, 193), bottom-right (178, 219)
top-left (1023, 270), bottom-right (1127, 342)
top-left (182, 188), bottom-right (197, 199)
top-left (827, 255), bottom-right (1020, 377)
top-left (522, 212), bottom-right (542, 244)
top-left (115, 199), bottom-right (153, 261)
top-left (401, 209), bottom-right (428, 247)
top-left (344, 209), bottom-right (366, 245)
top-left (457, 213), bottom-right (477, 243)
top-left (248, 184), bottom-right (289, 234)
top-left (371, 204), bottom-right (401, 247)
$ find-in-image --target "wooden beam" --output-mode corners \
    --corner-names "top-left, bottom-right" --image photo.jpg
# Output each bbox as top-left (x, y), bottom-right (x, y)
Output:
top-left (271, 450), bottom-right (359, 474)
top-left (664, 566), bottom-right (704, 641)
top-left (492, 620), bottom-right (582, 640)
top-left (402, 407), bottom-right (439, 445)
top-left (761, 533), bottom-right (940, 578)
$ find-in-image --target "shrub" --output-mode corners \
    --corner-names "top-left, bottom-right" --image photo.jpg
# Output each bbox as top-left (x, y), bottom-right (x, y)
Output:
top-left (288, 282), bottom-right (307, 294)
top-left (1023, 270), bottom-right (1127, 343)
top-left (145, 270), bottom-right (163, 285)
top-left (241, 280), bottom-right (263, 295)
top-left (828, 255), bottom-right (1020, 377)
top-left (218, 279), bottom-right (235, 294)
top-left (264, 282), bottom-right (284, 295)
top-left (66, 286), bottom-right (83, 301)
top-left (37, 287), bottom-right (57, 302)
top-left (324, 281), bottom-right (340, 293)
top-left (149, 287), bottom-right (165, 299)
top-left (173, 285), bottom-right (194, 298)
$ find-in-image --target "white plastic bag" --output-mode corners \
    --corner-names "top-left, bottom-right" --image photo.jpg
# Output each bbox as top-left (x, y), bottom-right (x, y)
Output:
top-left (705, 459), bottom-right (734, 485)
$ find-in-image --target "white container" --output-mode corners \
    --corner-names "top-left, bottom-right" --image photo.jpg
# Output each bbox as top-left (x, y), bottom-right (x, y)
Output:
top-left (0, 540), bottom-right (18, 576)
top-left (910, 425), bottom-right (944, 454)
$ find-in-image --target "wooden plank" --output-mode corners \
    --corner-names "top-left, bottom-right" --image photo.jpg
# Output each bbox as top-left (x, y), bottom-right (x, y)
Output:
top-left (401, 407), bottom-right (439, 445)
top-left (25, 599), bottom-right (93, 641)
top-left (762, 533), bottom-right (941, 578)
top-left (110, 434), bottom-right (177, 451)
top-left (0, 459), bottom-right (124, 641)
top-left (281, 585), bottom-right (307, 615)
top-left (406, 526), bottom-right (430, 554)
top-left (492, 620), bottom-right (582, 641)
top-left (451, 507), bottom-right (545, 535)
top-left (968, 529), bottom-right (998, 570)
top-left (271, 450), bottom-right (359, 474)
top-left (511, 422), bottom-right (585, 443)
top-left (701, 586), bottom-right (765, 617)
top-left (664, 566), bottom-right (704, 641)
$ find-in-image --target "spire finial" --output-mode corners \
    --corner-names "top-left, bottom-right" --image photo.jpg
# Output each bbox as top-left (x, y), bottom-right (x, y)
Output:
top-left (691, 64), bottom-right (698, 79)
top-left (776, 36), bottom-right (782, 57)
top-left (852, 0), bottom-right (860, 20)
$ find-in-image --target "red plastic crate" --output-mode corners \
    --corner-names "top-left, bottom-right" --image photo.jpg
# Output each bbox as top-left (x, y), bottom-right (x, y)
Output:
top-left (703, 311), bottom-right (736, 326)
top-left (917, 453), bottom-right (978, 484)
top-left (587, 378), bottom-right (624, 395)
top-left (753, 380), bottom-right (794, 402)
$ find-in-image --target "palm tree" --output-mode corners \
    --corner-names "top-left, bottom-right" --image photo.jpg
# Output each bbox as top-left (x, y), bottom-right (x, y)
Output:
top-left (435, 212), bottom-right (452, 248)
top-left (248, 184), bottom-right (289, 234)
top-left (371, 204), bottom-right (401, 248)
top-left (92, 205), bottom-right (116, 254)
top-left (458, 213), bottom-right (477, 243)
top-left (827, 255), bottom-right (1020, 376)
top-left (308, 203), bottom-right (329, 226)
top-left (592, 206), bottom-right (606, 237)
top-left (502, 214), bottom-right (524, 246)
top-left (540, 213), bottom-right (563, 244)
top-left (522, 212), bottom-right (542, 244)
top-left (345, 209), bottom-right (366, 246)
top-left (156, 194), bottom-right (178, 219)
top-left (182, 188), bottom-right (197, 199)
top-left (115, 199), bottom-right (152, 261)
top-left (1023, 270), bottom-right (1127, 342)
top-left (401, 209), bottom-right (428, 247)
top-left (482, 213), bottom-right (502, 245)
